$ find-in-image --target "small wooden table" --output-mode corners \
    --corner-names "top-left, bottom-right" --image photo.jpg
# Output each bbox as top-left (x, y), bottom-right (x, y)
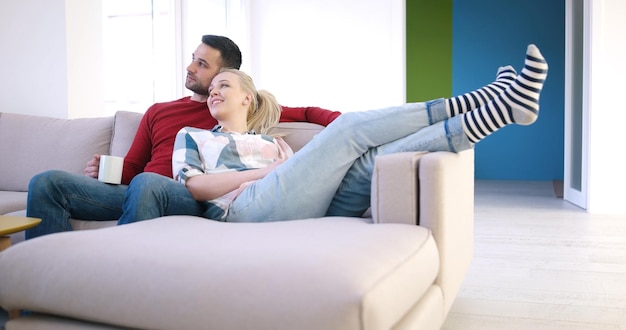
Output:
top-left (0, 216), bottom-right (42, 252)
top-left (0, 215), bottom-right (41, 320)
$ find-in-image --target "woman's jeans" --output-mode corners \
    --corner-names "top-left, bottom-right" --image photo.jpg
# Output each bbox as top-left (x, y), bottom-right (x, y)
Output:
top-left (226, 99), bottom-right (471, 222)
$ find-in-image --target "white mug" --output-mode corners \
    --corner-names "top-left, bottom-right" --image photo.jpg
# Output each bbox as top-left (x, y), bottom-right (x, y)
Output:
top-left (98, 155), bottom-right (124, 184)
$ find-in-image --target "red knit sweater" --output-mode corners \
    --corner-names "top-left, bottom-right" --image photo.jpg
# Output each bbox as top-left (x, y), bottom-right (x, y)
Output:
top-left (121, 96), bottom-right (341, 184)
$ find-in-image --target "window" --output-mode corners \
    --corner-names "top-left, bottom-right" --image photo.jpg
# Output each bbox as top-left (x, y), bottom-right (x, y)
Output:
top-left (102, 0), bottom-right (246, 115)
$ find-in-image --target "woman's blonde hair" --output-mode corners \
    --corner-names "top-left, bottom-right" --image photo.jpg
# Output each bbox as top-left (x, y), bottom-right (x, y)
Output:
top-left (219, 68), bottom-right (281, 136)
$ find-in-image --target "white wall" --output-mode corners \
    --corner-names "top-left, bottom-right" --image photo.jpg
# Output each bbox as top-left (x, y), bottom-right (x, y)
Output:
top-left (65, 0), bottom-right (104, 118)
top-left (247, 0), bottom-right (405, 113)
top-left (0, 0), bottom-right (102, 119)
top-left (587, 0), bottom-right (626, 214)
top-left (0, 0), bottom-right (68, 118)
top-left (1, 0), bottom-right (402, 118)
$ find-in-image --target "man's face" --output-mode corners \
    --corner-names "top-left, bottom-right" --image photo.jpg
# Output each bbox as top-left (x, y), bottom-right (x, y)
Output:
top-left (185, 44), bottom-right (223, 96)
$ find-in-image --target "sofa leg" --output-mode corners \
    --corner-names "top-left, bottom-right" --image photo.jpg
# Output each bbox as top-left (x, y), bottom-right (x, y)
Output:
top-left (0, 236), bottom-right (10, 251)
top-left (8, 309), bottom-right (21, 319)
top-left (2, 237), bottom-right (21, 319)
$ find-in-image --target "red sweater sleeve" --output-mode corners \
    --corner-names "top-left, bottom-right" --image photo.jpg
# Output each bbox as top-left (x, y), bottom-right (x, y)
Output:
top-left (279, 106), bottom-right (341, 126)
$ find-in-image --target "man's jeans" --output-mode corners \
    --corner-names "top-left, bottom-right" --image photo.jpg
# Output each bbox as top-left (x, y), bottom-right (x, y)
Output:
top-left (26, 170), bottom-right (127, 238)
top-left (26, 171), bottom-right (205, 238)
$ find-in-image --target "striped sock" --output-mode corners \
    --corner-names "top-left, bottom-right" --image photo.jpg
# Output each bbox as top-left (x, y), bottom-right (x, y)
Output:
top-left (461, 44), bottom-right (548, 144)
top-left (446, 65), bottom-right (517, 118)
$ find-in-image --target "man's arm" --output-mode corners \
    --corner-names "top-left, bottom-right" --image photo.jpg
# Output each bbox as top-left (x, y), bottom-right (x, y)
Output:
top-left (279, 106), bottom-right (341, 126)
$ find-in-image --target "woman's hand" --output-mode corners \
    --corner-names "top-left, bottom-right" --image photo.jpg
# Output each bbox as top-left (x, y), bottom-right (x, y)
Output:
top-left (259, 158), bottom-right (285, 176)
top-left (84, 154), bottom-right (101, 178)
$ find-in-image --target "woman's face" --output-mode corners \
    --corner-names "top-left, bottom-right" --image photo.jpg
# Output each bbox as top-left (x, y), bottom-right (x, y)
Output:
top-left (208, 72), bottom-right (250, 121)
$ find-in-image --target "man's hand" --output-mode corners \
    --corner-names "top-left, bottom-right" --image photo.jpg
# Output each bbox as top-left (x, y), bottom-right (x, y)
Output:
top-left (84, 154), bottom-right (101, 178)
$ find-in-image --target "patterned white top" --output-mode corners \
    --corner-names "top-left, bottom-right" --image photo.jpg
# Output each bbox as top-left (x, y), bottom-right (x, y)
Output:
top-left (172, 125), bottom-right (293, 219)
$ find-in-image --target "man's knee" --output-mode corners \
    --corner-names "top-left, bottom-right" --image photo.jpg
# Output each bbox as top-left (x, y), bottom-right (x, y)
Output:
top-left (127, 173), bottom-right (180, 199)
top-left (129, 172), bottom-right (172, 188)
top-left (28, 170), bottom-right (70, 195)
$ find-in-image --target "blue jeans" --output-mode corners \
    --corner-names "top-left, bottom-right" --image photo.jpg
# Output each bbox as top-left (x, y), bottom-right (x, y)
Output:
top-left (26, 171), bottom-right (127, 238)
top-left (25, 171), bottom-right (205, 238)
top-left (117, 172), bottom-right (207, 225)
top-left (225, 99), bottom-right (472, 222)
top-left (325, 98), bottom-right (469, 216)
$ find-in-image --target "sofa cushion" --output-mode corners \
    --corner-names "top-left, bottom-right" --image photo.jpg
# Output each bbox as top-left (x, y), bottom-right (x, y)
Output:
top-left (0, 216), bottom-right (439, 330)
top-left (0, 191), bottom-right (27, 215)
top-left (109, 111), bottom-right (142, 157)
top-left (270, 122), bottom-right (324, 152)
top-left (6, 314), bottom-right (122, 330)
top-left (69, 218), bottom-right (117, 230)
top-left (0, 113), bottom-right (113, 191)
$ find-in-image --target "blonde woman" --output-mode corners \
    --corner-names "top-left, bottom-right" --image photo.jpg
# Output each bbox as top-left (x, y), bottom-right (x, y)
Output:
top-left (171, 44), bottom-right (548, 222)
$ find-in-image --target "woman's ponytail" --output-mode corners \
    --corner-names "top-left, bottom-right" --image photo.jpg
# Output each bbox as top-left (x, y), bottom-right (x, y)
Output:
top-left (217, 68), bottom-right (282, 136)
top-left (247, 89), bottom-right (281, 135)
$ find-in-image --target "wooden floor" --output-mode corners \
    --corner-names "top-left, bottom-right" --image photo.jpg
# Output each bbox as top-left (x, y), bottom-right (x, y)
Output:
top-left (443, 180), bottom-right (626, 330)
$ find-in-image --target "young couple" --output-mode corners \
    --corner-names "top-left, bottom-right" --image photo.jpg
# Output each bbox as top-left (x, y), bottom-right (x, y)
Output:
top-left (27, 41), bottom-right (547, 234)
top-left (25, 35), bottom-right (340, 239)
top-left (170, 44), bottom-right (548, 223)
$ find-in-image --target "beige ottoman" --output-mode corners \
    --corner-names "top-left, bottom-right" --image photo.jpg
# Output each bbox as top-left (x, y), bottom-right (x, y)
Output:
top-left (0, 216), bottom-right (438, 330)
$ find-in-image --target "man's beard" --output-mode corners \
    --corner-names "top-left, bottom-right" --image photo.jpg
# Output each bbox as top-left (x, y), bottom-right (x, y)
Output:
top-left (185, 81), bottom-right (209, 96)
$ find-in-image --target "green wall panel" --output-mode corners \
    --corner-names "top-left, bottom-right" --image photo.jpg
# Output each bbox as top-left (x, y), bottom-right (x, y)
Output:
top-left (405, 0), bottom-right (452, 102)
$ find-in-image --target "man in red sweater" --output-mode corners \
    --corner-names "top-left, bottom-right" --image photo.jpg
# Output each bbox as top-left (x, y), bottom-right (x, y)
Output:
top-left (26, 35), bottom-right (340, 238)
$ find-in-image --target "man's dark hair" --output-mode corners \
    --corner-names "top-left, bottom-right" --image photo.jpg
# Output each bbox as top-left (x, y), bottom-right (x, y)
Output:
top-left (201, 35), bottom-right (242, 69)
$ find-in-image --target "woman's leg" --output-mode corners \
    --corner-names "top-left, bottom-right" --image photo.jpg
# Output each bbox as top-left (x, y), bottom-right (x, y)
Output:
top-left (325, 118), bottom-right (466, 216)
top-left (229, 44), bottom-right (547, 222)
top-left (227, 102), bottom-right (434, 222)
top-left (327, 44), bottom-right (548, 216)
top-left (228, 64), bottom-right (520, 220)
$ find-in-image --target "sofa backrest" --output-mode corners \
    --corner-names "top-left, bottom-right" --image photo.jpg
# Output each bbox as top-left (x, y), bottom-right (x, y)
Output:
top-left (0, 113), bottom-right (114, 192)
top-left (270, 122), bottom-right (324, 152)
top-left (110, 111), bottom-right (143, 157)
top-left (106, 112), bottom-right (322, 156)
top-left (0, 111), bottom-right (324, 192)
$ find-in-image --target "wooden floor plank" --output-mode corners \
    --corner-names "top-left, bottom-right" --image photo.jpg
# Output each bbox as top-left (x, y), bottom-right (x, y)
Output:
top-left (443, 180), bottom-right (626, 329)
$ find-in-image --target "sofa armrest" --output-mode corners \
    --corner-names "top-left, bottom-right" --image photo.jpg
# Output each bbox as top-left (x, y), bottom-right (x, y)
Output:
top-left (371, 150), bottom-right (474, 315)
top-left (418, 150), bottom-right (474, 314)
top-left (370, 151), bottom-right (427, 225)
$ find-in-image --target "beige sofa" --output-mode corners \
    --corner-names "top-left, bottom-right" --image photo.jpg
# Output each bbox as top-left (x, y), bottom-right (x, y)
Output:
top-left (0, 111), bottom-right (474, 330)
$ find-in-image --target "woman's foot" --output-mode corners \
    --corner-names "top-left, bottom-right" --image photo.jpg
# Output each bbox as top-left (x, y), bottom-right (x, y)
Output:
top-left (462, 44), bottom-right (548, 144)
top-left (508, 44), bottom-right (549, 125)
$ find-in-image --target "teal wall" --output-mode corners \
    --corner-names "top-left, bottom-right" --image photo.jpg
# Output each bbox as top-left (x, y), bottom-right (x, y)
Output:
top-left (407, 0), bottom-right (565, 180)
top-left (452, 0), bottom-right (565, 180)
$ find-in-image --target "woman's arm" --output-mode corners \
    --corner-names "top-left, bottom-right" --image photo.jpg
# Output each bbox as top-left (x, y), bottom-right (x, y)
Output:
top-left (173, 127), bottom-right (289, 202)
top-left (185, 160), bottom-right (284, 201)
